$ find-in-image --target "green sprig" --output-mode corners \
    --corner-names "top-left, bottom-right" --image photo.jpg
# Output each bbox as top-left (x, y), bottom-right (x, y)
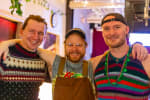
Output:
top-left (9, 0), bottom-right (23, 16)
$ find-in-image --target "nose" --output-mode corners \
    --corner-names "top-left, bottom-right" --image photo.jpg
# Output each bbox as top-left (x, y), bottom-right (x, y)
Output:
top-left (72, 45), bottom-right (78, 50)
top-left (70, 45), bottom-right (79, 52)
top-left (33, 32), bottom-right (39, 39)
top-left (109, 28), bottom-right (115, 36)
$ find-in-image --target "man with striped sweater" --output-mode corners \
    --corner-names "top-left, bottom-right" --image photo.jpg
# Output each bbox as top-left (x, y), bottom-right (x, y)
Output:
top-left (91, 13), bottom-right (150, 100)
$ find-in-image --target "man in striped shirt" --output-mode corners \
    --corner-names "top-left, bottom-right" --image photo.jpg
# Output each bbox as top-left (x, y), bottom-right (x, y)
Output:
top-left (91, 13), bottom-right (150, 100)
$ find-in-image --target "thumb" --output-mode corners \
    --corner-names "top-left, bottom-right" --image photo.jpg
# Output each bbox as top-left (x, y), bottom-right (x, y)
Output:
top-left (132, 49), bottom-right (136, 59)
top-left (3, 50), bottom-right (9, 61)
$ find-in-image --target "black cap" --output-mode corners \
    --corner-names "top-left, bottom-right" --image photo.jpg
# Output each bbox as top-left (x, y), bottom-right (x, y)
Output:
top-left (65, 28), bottom-right (86, 40)
top-left (101, 13), bottom-right (128, 26)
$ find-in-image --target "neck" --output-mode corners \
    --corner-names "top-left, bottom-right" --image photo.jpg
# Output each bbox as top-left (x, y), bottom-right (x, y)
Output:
top-left (66, 59), bottom-right (83, 68)
top-left (19, 41), bottom-right (36, 52)
top-left (109, 43), bottom-right (129, 58)
top-left (67, 59), bottom-right (83, 64)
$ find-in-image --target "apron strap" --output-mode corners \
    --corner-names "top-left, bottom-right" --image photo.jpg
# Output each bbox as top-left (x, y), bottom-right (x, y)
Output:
top-left (82, 60), bottom-right (88, 77)
top-left (58, 58), bottom-right (89, 77)
top-left (58, 57), bottom-right (66, 76)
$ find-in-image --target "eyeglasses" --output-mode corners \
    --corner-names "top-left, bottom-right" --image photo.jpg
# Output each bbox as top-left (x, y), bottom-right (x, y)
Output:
top-left (65, 43), bottom-right (85, 48)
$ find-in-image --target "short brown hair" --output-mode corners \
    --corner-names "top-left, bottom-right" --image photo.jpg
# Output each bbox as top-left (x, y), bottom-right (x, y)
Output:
top-left (22, 15), bottom-right (47, 30)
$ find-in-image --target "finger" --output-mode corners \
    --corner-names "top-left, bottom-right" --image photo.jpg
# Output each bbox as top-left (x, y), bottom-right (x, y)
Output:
top-left (3, 51), bottom-right (8, 61)
top-left (0, 52), bottom-right (2, 62)
top-left (134, 45), bottom-right (143, 60)
top-left (137, 47), bottom-right (143, 61)
top-left (132, 46), bottom-right (137, 59)
top-left (3, 53), bottom-right (6, 61)
top-left (132, 48), bottom-right (136, 59)
top-left (138, 47), bottom-right (148, 61)
top-left (140, 50), bottom-right (148, 61)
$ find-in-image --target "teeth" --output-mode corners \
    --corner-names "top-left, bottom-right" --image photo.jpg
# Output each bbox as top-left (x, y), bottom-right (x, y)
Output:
top-left (32, 41), bottom-right (37, 44)
top-left (72, 54), bottom-right (78, 55)
top-left (71, 53), bottom-right (79, 56)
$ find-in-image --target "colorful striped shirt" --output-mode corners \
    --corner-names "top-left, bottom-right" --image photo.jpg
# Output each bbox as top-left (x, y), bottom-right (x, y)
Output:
top-left (94, 52), bottom-right (150, 100)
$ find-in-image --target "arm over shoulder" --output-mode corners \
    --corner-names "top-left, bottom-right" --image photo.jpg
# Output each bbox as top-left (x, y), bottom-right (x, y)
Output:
top-left (0, 39), bottom-right (21, 61)
top-left (1, 39), bottom-right (21, 47)
top-left (37, 48), bottom-right (56, 70)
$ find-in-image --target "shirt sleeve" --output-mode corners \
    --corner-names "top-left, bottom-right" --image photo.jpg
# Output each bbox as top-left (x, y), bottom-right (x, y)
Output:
top-left (88, 61), bottom-right (96, 94)
top-left (52, 55), bottom-right (61, 79)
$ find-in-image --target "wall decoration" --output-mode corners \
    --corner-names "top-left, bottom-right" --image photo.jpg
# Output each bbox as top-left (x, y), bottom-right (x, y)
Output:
top-left (32, 0), bottom-right (50, 10)
top-left (50, 10), bottom-right (64, 28)
top-left (9, 0), bottom-right (31, 16)
top-left (43, 32), bottom-right (59, 54)
top-left (50, 12), bottom-right (58, 28)
top-left (9, 0), bottom-right (50, 16)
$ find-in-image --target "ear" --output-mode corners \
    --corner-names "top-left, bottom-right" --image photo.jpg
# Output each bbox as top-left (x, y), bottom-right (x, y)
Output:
top-left (19, 29), bottom-right (24, 38)
top-left (85, 42), bottom-right (88, 48)
top-left (126, 26), bottom-right (129, 35)
top-left (20, 29), bottom-right (24, 35)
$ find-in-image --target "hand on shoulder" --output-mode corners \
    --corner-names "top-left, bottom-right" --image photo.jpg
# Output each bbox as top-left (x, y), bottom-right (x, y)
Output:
top-left (0, 39), bottom-right (21, 61)
top-left (132, 43), bottom-right (148, 61)
top-left (37, 48), bottom-right (56, 66)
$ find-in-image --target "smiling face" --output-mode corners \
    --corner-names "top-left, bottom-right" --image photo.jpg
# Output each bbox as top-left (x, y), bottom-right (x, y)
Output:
top-left (20, 19), bottom-right (46, 52)
top-left (65, 33), bottom-right (87, 63)
top-left (102, 16), bottom-right (129, 48)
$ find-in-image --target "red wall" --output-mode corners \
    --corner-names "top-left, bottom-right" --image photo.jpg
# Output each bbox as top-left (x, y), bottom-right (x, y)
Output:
top-left (0, 17), bottom-right (17, 42)
top-left (91, 28), bottom-right (108, 57)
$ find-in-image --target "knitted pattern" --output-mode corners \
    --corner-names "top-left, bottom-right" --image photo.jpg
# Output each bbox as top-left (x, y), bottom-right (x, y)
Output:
top-left (0, 43), bottom-right (49, 100)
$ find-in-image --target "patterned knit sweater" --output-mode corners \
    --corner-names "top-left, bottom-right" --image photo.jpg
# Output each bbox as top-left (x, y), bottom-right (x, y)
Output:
top-left (94, 53), bottom-right (150, 100)
top-left (0, 43), bottom-right (50, 100)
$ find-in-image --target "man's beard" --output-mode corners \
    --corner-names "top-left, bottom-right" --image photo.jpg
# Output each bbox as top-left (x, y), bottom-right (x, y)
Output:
top-left (106, 38), bottom-right (126, 48)
top-left (66, 53), bottom-right (85, 63)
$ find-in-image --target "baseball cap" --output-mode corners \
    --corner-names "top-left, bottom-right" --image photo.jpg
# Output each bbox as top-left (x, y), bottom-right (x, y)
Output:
top-left (101, 13), bottom-right (128, 26)
top-left (65, 28), bottom-right (86, 40)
